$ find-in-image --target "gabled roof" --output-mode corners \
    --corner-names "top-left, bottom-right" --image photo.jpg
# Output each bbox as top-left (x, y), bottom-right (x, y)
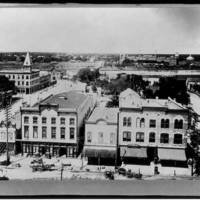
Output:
top-left (120, 88), bottom-right (140, 98)
top-left (87, 107), bottom-right (118, 124)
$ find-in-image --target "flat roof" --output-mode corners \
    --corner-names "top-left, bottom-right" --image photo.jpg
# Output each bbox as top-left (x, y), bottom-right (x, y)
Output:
top-left (40, 91), bottom-right (88, 109)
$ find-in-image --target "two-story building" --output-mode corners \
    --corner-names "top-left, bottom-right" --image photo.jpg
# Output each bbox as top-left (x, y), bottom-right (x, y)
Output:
top-left (20, 91), bottom-right (94, 157)
top-left (119, 88), bottom-right (189, 168)
top-left (83, 107), bottom-right (119, 165)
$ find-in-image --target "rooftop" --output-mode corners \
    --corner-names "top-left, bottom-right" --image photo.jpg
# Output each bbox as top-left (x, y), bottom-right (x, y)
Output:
top-left (40, 90), bottom-right (88, 109)
top-left (120, 88), bottom-right (187, 111)
top-left (87, 107), bottom-right (119, 124)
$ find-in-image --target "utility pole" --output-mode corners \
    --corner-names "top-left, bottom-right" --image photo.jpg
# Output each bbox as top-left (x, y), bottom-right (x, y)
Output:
top-left (2, 91), bottom-right (12, 166)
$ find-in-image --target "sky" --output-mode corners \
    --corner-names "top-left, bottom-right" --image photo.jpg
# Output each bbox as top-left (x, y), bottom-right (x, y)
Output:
top-left (0, 6), bottom-right (200, 54)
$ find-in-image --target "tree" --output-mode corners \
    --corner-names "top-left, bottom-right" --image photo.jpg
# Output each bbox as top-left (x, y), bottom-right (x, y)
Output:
top-left (106, 94), bottom-right (119, 107)
top-left (155, 77), bottom-right (190, 105)
top-left (76, 68), bottom-right (100, 83)
top-left (0, 76), bottom-right (16, 93)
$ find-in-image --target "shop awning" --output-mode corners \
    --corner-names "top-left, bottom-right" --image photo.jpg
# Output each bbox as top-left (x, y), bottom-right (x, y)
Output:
top-left (158, 148), bottom-right (186, 161)
top-left (120, 146), bottom-right (147, 158)
top-left (84, 148), bottom-right (116, 158)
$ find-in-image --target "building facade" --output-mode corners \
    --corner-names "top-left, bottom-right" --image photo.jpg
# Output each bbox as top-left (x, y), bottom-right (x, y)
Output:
top-left (0, 52), bottom-right (40, 94)
top-left (118, 88), bottom-right (189, 168)
top-left (0, 121), bottom-right (16, 154)
top-left (83, 107), bottom-right (118, 165)
top-left (20, 91), bottom-right (94, 157)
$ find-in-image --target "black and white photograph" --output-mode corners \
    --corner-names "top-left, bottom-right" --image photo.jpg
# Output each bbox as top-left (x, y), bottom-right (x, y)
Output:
top-left (0, 5), bottom-right (199, 197)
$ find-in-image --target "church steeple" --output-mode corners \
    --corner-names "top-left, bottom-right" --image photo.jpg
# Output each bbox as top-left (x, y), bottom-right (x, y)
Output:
top-left (23, 52), bottom-right (32, 72)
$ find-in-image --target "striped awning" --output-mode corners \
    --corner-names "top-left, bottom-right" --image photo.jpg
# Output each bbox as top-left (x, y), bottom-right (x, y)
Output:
top-left (158, 148), bottom-right (186, 161)
top-left (120, 146), bottom-right (147, 158)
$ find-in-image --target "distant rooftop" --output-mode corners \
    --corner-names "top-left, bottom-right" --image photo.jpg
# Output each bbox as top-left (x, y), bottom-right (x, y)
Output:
top-left (87, 107), bottom-right (119, 124)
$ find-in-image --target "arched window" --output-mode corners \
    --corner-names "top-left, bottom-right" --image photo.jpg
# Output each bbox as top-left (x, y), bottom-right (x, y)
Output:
top-left (136, 117), bottom-right (140, 128)
top-left (174, 119), bottom-right (183, 129)
top-left (149, 132), bottom-right (156, 143)
top-left (161, 119), bottom-right (169, 128)
top-left (140, 118), bottom-right (145, 128)
top-left (160, 133), bottom-right (169, 143)
top-left (174, 134), bottom-right (183, 144)
top-left (127, 117), bottom-right (131, 127)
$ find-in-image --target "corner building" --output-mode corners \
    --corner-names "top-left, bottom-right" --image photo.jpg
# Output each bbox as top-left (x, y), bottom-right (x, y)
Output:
top-left (119, 88), bottom-right (189, 168)
top-left (20, 91), bottom-right (94, 157)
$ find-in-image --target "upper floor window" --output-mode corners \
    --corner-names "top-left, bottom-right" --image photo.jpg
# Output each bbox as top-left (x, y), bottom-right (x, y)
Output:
top-left (140, 118), bottom-right (145, 128)
top-left (13, 75), bottom-right (15, 79)
top-left (33, 126), bottom-right (38, 138)
top-left (160, 133), bottom-right (169, 143)
top-left (70, 127), bottom-right (75, 139)
top-left (136, 132), bottom-right (144, 142)
top-left (42, 126), bottom-right (47, 139)
top-left (110, 132), bottom-right (115, 144)
top-left (24, 116), bottom-right (29, 124)
top-left (24, 126), bottom-right (29, 138)
top-left (149, 119), bottom-right (156, 128)
top-left (87, 132), bottom-right (92, 143)
top-left (149, 132), bottom-right (156, 143)
top-left (174, 119), bottom-right (183, 129)
top-left (136, 117), bottom-right (140, 128)
top-left (70, 118), bottom-right (75, 125)
top-left (123, 117), bottom-right (131, 127)
top-left (42, 117), bottom-right (47, 124)
top-left (161, 119), bottom-right (169, 128)
top-left (60, 127), bottom-right (65, 139)
top-left (33, 117), bottom-right (38, 124)
top-left (26, 81), bottom-right (29, 86)
top-left (98, 132), bottom-right (103, 143)
top-left (26, 75), bottom-right (29, 79)
top-left (51, 117), bottom-right (56, 124)
top-left (51, 127), bottom-right (56, 139)
top-left (60, 118), bottom-right (65, 125)
top-left (22, 75), bottom-right (24, 79)
top-left (123, 131), bottom-right (131, 142)
top-left (174, 134), bottom-right (183, 144)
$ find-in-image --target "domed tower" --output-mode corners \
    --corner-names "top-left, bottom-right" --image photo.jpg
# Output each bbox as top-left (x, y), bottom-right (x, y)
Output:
top-left (186, 54), bottom-right (194, 63)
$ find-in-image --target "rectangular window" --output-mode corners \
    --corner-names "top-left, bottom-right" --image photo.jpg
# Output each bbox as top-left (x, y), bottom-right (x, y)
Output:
top-left (98, 132), bottom-right (103, 143)
top-left (51, 127), bottom-right (56, 139)
top-left (13, 75), bottom-right (15, 79)
top-left (174, 134), bottom-right (183, 144)
top-left (33, 126), bottom-right (38, 138)
top-left (160, 133), bottom-right (169, 143)
top-left (24, 116), bottom-right (29, 124)
top-left (70, 128), bottom-right (75, 139)
top-left (87, 132), bottom-right (92, 143)
top-left (60, 127), bottom-right (65, 139)
top-left (18, 81), bottom-right (20, 86)
top-left (110, 132), bottom-right (115, 144)
top-left (22, 81), bottom-right (24, 85)
top-left (22, 75), bottom-right (24, 79)
top-left (51, 117), bottom-right (56, 124)
top-left (149, 120), bottom-right (156, 128)
top-left (123, 131), bottom-right (131, 142)
top-left (60, 118), bottom-right (65, 125)
top-left (26, 81), bottom-right (29, 86)
top-left (24, 126), bottom-right (29, 138)
top-left (70, 118), bottom-right (75, 125)
top-left (33, 117), bottom-right (38, 124)
top-left (136, 132), bottom-right (144, 142)
top-left (42, 127), bottom-right (47, 139)
top-left (42, 117), bottom-right (47, 124)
